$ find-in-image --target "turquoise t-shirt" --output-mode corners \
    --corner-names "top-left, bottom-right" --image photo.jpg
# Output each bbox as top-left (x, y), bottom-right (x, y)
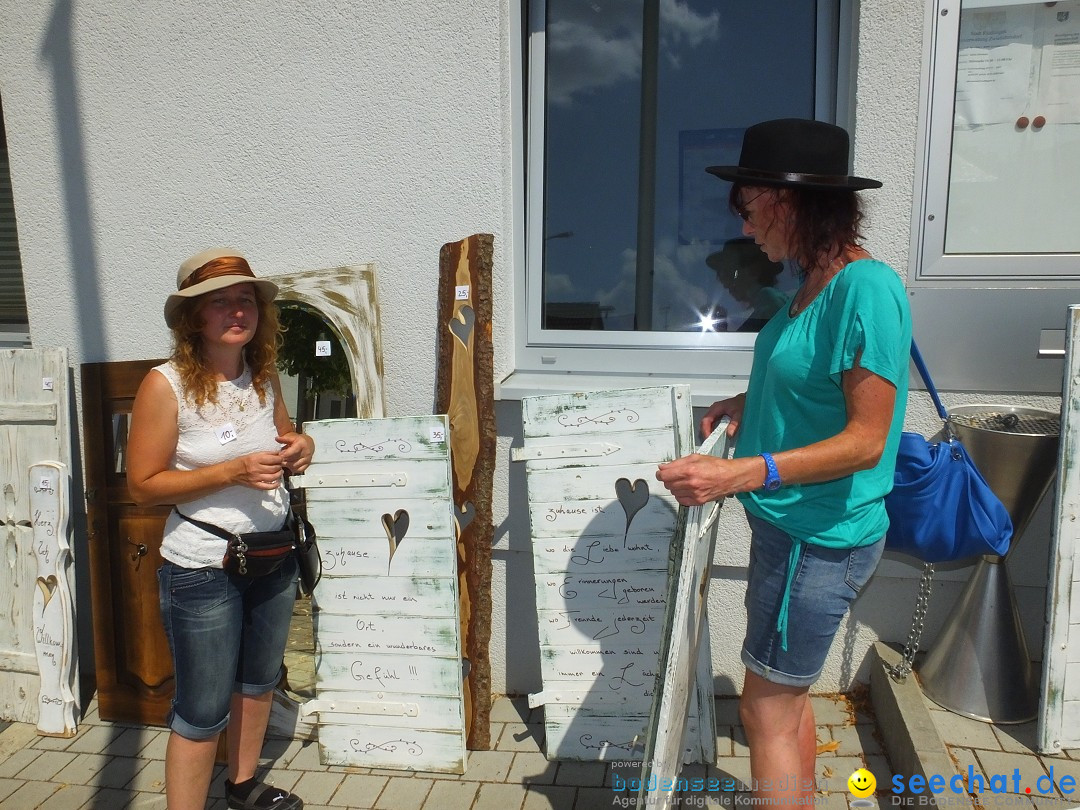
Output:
top-left (734, 258), bottom-right (912, 549)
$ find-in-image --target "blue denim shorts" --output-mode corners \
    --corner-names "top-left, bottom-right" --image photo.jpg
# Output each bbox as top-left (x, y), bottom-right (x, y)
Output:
top-left (158, 555), bottom-right (298, 740)
top-left (742, 512), bottom-right (884, 688)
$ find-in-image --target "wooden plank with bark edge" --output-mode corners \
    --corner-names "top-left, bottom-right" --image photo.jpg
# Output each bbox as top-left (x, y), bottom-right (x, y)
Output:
top-left (435, 234), bottom-right (496, 750)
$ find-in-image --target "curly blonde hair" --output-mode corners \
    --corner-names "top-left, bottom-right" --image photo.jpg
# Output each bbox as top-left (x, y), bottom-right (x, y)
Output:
top-left (169, 288), bottom-right (281, 408)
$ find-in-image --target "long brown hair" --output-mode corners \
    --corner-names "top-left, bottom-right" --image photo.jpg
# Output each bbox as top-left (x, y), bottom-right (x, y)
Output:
top-left (169, 288), bottom-right (281, 407)
top-left (730, 183), bottom-right (865, 277)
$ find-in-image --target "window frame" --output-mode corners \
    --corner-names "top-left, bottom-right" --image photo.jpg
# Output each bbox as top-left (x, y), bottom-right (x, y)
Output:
top-left (507, 0), bottom-right (854, 393)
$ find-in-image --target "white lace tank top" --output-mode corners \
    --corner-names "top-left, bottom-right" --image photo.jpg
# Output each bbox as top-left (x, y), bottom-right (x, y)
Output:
top-left (153, 362), bottom-right (289, 568)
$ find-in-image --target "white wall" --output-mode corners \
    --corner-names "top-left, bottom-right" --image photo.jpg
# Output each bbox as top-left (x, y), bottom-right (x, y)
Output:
top-left (0, 0), bottom-right (1062, 700)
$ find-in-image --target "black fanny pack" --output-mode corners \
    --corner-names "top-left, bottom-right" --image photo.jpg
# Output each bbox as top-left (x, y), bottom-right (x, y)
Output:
top-left (175, 509), bottom-right (294, 577)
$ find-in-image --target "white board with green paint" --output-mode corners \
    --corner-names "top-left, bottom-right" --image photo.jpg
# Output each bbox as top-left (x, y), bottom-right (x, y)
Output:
top-left (296, 415), bottom-right (466, 773)
top-left (513, 386), bottom-right (716, 763)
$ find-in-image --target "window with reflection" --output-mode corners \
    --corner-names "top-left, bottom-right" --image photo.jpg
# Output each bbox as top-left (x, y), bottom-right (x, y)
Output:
top-left (532, 0), bottom-right (840, 340)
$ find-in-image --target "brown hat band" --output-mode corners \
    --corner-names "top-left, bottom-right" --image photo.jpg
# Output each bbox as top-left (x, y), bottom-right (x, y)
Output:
top-left (179, 256), bottom-right (256, 291)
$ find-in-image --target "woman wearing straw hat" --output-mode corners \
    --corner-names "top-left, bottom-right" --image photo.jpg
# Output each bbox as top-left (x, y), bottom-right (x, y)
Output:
top-left (657, 119), bottom-right (911, 804)
top-left (128, 249), bottom-right (312, 810)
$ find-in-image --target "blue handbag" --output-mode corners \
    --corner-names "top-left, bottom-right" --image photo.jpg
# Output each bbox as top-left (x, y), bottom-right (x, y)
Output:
top-left (884, 342), bottom-right (1013, 562)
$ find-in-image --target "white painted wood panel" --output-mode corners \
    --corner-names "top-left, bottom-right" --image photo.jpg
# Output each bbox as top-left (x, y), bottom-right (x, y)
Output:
top-left (1040, 304), bottom-right (1080, 753)
top-left (641, 428), bottom-right (731, 809)
top-left (300, 415), bottom-right (466, 772)
top-left (0, 349), bottom-right (76, 727)
top-left (515, 386), bottom-right (714, 763)
top-left (29, 462), bottom-right (78, 737)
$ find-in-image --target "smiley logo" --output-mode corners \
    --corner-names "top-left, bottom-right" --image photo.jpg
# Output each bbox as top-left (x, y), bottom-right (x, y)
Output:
top-left (848, 768), bottom-right (876, 797)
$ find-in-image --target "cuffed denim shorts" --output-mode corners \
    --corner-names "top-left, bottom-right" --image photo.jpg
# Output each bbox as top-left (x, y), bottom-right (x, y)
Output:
top-left (158, 555), bottom-right (298, 740)
top-left (742, 512), bottom-right (884, 688)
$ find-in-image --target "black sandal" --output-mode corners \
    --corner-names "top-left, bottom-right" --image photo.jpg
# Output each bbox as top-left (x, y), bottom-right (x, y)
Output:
top-left (225, 779), bottom-right (304, 810)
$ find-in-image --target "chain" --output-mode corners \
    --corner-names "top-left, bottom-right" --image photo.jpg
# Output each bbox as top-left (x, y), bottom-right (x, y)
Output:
top-left (887, 561), bottom-right (935, 682)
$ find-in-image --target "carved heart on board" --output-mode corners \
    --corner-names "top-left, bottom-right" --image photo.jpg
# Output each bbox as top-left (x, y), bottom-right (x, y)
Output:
top-left (36, 575), bottom-right (58, 610)
top-left (615, 478), bottom-right (650, 546)
top-left (455, 501), bottom-right (476, 537)
top-left (382, 510), bottom-right (410, 572)
top-left (448, 305), bottom-right (475, 349)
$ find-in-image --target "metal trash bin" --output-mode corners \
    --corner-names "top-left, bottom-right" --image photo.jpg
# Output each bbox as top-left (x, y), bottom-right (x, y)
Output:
top-left (918, 405), bottom-right (1060, 724)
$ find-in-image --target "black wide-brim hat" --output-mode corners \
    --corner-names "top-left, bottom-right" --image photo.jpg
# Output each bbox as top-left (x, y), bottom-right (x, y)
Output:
top-left (706, 118), bottom-right (882, 191)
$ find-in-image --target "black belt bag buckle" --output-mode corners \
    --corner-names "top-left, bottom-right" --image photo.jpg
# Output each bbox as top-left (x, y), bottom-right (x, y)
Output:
top-left (175, 509), bottom-right (295, 577)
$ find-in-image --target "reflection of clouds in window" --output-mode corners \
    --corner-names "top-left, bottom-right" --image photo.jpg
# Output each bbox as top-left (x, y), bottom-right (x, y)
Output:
top-left (592, 243), bottom-right (711, 330)
top-left (548, 0), bottom-right (721, 106)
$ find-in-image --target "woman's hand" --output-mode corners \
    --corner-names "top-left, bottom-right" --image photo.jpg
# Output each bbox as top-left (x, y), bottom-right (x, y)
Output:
top-left (656, 453), bottom-right (763, 506)
top-left (231, 451), bottom-right (290, 490)
top-left (701, 394), bottom-right (745, 439)
top-left (276, 432), bottom-right (315, 474)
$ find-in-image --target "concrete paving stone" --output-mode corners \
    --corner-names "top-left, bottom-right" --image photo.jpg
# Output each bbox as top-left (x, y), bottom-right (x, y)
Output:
top-left (2, 780), bottom-right (61, 808)
top-left (715, 726), bottom-right (735, 758)
top-left (372, 775), bottom-right (432, 810)
top-left (85, 787), bottom-right (139, 807)
top-left (498, 721), bottom-right (545, 753)
top-left (993, 723), bottom-right (1041, 755)
top-left (929, 710), bottom-right (1002, 750)
top-left (0, 746), bottom-right (42, 778)
top-left (713, 758), bottom-right (752, 788)
top-left (1030, 795), bottom-right (1080, 810)
top-left (979, 794), bottom-right (1034, 809)
top-left (102, 726), bottom-right (161, 758)
top-left (508, 752), bottom-right (559, 785)
top-left (328, 773), bottom-right (389, 807)
top-left (0, 777), bottom-right (21, 803)
top-left (715, 698), bottom-right (741, 726)
top-left (474, 781), bottom-right (528, 810)
top-left (1033, 757), bottom-right (1080, 798)
top-left (367, 767), bottom-right (413, 777)
top-left (488, 722), bottom-right (507, 749)
top-left (20, 748), bottom-right (78, 781)
top-left (949, 746), bottom-right (985, 786)
top-left (555, 761), bottom-right (607, 787)
top-left (572, 785), bottom-right (626, 809)
top-left (0, 723), bottom-right (40, 762)
top-left (818, 756), bottom-right (864, 792)
top-left (523, 784), bottom-right (578, 810)
top-left (864, 754), bottom-right (896, 789)
top-left (973, 750), bottom-right (1048, 795)
top-left (38, 782), bottom-right (97, 809)
top-left (137, 730), bottom-right (170, 761)
top-left (732, 726), bottom-right (750, 758)
top-left (490, 696), bottom-right (532, 724)
top-left (829, 723), bottom-right (883, 758)
top-left (809, 791), bottom-right (849, 810)
top-left (64, 724), bottom-right (128, 755)
top-left (293, 770), bottom-right (348, 805)
top-left (52, 752), bottom-right (124, 788)
top-left (31, 733), bottom-right (77, 752)
top-left (284, 739), bottom-right (328, 772)
top-left (811, 696), bottom-right (853, 726)
top-left (459, 750), bottom-right (514, 782)
top-left (418, 779), bottom-right (478, 810)
top-left (125, 791), bottom-right (169, 808)
top-left (124, 756), bottom-right (166, 793)
top-left (79, 704), bottom-right (101, 726)
top-left (274, 737), bottom-right (310, 768)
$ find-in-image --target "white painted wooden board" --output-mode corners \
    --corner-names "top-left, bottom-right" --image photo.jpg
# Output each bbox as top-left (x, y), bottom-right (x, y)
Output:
top-left (514, 386), bottom-right (716, 762)
top-left (1040, 305), bottom-right (1080, 754)
top-left (641, 427), bottom-right (731, 808)
top-left (29, 462), bottom-right (78, 737)
top-left (297, 416), bottom-right (467, 773)
top-left (0, 349), bottom-right (77, 726)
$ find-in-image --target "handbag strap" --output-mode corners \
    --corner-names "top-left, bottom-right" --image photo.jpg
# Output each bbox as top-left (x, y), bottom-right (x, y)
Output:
top-left (910, 341), bottom-right (948, 422)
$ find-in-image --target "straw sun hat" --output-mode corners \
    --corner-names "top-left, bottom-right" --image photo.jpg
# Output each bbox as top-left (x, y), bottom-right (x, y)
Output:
top-left (164, 248), bottom-right (278, 328)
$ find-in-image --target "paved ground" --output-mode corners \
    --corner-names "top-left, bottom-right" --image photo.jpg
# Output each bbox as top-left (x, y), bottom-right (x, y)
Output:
top-left (0, 690), bottom-right (887, 809)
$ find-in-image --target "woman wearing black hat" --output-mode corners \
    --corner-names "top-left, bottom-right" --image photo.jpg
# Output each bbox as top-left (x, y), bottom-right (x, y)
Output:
top-left (127, 249), bottom-right (312, 810)
top-left (657, 119), bottom-right (911, 804)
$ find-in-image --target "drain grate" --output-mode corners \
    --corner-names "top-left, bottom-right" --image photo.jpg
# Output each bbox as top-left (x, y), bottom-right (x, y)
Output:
top-left (951, 411), bottom-right (1060, 436)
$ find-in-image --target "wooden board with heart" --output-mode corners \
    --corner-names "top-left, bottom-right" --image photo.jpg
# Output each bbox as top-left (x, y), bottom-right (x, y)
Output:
top-left (513, 386), bottom-right (716, 764)
top-left (298, 415), bottom-right (467, 773)
top-left (28, 461), bottom-right (78, 738)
